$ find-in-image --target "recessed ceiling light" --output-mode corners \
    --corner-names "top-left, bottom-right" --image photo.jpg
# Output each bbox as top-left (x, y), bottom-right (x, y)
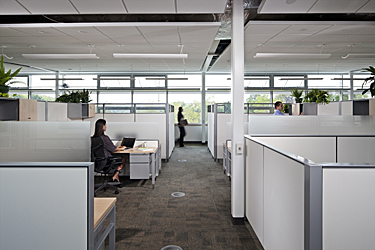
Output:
top-left (38, 31), bottom-right (45, 34)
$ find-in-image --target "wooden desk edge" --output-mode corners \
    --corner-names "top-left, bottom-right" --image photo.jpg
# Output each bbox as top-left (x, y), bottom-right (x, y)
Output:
top-left (94, 197), bottom-right (117, 229)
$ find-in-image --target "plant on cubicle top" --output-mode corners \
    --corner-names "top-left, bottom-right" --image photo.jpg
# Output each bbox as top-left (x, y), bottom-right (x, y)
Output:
top-left (361, 66), bottom-right (375, 97)
top-left (290, 88), bottom-right (303, 103)
top-left (55, 89), bottom-right (92, 103)
top-left (0, 55), bottom-right (24, 96)
top-left (303, 89), bottom-right (330, 105)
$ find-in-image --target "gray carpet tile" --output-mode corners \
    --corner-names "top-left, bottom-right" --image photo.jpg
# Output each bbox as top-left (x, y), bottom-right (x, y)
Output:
top-left (96, 142), bottom-right (263, 250)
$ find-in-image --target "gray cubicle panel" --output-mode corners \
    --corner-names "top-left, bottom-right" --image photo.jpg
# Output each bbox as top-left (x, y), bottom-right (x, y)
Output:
top-left (46, 102), bottom-right (68, 121)
top-left (341, 100), bottom-right (353, 115)
top-left (207, 103), bottom-right (249, 161)
top-left (245, 136), bottom-right (375, 250)
top-left (168, 105), bottom-right (175, 157)
top-left (0, 162), bottom-right (94, 250)
top-left (0, 121), bottom-right (91, 162)
top-left (37, 101), bottom-right (46, 121)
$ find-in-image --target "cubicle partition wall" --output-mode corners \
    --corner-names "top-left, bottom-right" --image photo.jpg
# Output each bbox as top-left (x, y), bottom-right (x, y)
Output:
top-left (245, 136), bottom-right (375, 250)
top-left (45, 102), bottom-right (69, 121)
top-left (91, 103), bottom-right (174, 160)
top-left (0, 162), bottom-right (95, 250)
top-left (208, 103), bottom-right (256, 161)
top-left (0, 121), bottom-right (91, 162)
top-left (37, 101), bottom-right (46, 121)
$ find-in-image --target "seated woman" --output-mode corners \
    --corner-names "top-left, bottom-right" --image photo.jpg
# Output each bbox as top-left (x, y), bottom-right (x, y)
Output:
top-left (93, 119), bottom-right (126, 182)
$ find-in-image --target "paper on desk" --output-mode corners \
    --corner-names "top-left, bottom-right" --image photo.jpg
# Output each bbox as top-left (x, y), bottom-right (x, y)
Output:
top-left (138, 148), bottom-right (153, 151)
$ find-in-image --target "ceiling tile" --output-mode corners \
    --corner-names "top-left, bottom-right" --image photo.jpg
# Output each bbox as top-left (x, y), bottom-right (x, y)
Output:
top-left (124, 0), bottom-right (175, 13)
top-left (281, 24), bottom-right (332, 35)
top-left (0, 28), bottom-right (33, 37)
top-left (176, 0), bottom-right (227, 13)
top-left (246, 24), bottom-right (290, 36)
top-left (258, 0), bottom-right (315, 13)
top-left (0, 0), bottom-right (29, 14)
top-left (70, 0), bottom-right (127, 14)
top-left (357, 0), bottom-right (375, 13)
top-left (11, 27), bottom-right (66, 36)
top-left (309, 0), bottom-right (369, 13)
top-left (17, 0), bottom-right (78, 14)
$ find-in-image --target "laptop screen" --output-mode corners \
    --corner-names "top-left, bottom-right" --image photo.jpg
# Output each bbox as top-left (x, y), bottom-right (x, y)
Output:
top-left (121, 137), bottom-right (136, 148)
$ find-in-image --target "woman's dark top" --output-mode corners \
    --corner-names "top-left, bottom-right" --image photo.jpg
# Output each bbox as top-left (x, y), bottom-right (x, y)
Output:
top-left (178, 112), bottom-right (184, 127)
top-left (100, 135), bottom-right (116, 158)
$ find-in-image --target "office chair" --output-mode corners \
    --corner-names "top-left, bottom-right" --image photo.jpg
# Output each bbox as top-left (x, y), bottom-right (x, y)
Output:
top-left (91, 136), bottom-right (123, 196)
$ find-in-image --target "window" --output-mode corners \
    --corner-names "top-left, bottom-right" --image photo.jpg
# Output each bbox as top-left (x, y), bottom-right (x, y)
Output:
top-left (30, 75), bottom-right (56, 90)
top-left (167, 75), bottom-right (201, 89)
top-left (98, 91), bottom-right (131, 103)
top-left (308, 74), bottom-right (349, 89)
top-left (273, 91), bottom-right (294, 103)
top-left (133, 91), bottom-right (166, 103)
top-left (9, 90), bottom-right (28, 99)
top-left (135, 77), bottom-right (166, 88)
top-left (30, 91), bottom-right (55, 101)
top-left (244, 77), bottom-right (269, 88)
top-left (205, 75), bottom-right (231, 89)
top-left (169, 92), bottom-right (201, 123)
top-left (9, 76), bottom-right (28, 88)
top-left (60, 75), bottom-right (96, 90)
top-left (245, 91), bottom-right (271, 113)
top-left (99, 77), bottom-right (131, 88)
top-left (274, 76), bottom-right (304, 88)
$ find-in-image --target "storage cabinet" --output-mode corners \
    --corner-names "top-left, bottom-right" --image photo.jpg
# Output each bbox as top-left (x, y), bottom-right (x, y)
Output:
top-left (0, 98), bottom-right (37, 121)
top-left (68, 103), bottom-right (96, 119)
top-left (129, 154), bottom-right (151, 179)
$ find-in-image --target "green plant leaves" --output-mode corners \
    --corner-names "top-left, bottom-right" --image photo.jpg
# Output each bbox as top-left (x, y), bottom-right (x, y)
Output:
top-left (361, 66), bottom-right (375, 97)
top-left (55, 89), bottom-right (92, 103)
top-left (0, 55), bottom-right (23, 86)
top-left (304, 89), bottom-right (330, 104)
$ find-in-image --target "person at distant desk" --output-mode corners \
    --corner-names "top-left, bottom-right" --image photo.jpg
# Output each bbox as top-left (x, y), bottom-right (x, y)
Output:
top-left (93, 119), bottom-right (126, 182)
top-left (274, 101), bottom-right (284, 116)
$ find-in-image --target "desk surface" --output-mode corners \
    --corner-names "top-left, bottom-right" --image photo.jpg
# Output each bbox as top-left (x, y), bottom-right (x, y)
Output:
top-left (94, 197), bottom-right (116, 229)
top-left (113, 144), bottom-right (161, 154)
top-left (223, 143), bottom-right (232, 153)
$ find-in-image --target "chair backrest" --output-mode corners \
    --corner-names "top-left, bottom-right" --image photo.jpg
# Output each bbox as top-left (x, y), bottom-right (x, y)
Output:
top-left (91, 136), bottom-right (107, 172)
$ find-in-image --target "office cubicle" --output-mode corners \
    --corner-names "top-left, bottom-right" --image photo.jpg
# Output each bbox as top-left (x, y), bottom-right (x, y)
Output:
top-left (243, 116), bottom-right (375, 250)
top-left (245, 136), bottom-right (375, 250)
top-left (89, 103), bottom-right (174, 160)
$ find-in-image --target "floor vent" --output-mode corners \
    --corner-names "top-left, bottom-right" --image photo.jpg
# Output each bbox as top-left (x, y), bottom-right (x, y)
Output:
top-left (171, 192), bottom-right (185, 197)
top-left (161, 245), bottom-right (183, 250)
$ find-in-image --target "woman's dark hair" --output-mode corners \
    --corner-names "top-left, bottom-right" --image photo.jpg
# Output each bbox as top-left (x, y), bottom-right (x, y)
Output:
top-left (178, 107), bottom-right (183, 113)
top-left (93, 119), bottom-right (106, 137)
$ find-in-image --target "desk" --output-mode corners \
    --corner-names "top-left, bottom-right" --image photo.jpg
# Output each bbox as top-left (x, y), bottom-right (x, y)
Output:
top-left (94, 197), bottom-right (117, 250)
top-left (113, 144), bottom-right (161, 189)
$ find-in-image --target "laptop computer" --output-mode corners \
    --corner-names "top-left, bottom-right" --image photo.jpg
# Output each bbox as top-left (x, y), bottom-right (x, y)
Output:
top-left (121, 137), bottom-right (136, 149)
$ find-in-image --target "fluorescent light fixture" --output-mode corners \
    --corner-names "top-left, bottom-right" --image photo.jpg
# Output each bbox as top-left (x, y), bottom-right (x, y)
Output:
top-left (342, 54), bottom-right (375, 59)
top-left (145, 77), bottom-right (188, 80)
top-left (40, 78), bottom-right (83, 80)
top-left (253, 53), bottom-right (331, 59)
top-left (93, 77), bottom-right (135, 80)
top-left (279, 77), bottom-right (323, 80)
top-left (227, 77), bottom-right (270, 80)
top-left (22, 54), bottom-right (99, 59)
top-left (332, 78), bottom-right (368, 80)
top-left (113, 53), bottom-right (188, 59)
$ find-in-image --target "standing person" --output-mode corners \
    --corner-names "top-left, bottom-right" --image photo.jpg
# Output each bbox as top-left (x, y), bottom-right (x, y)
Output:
top-left (274, 101), bottom-right (284, 116)
top-left (93, 119), bottom-right (126, 182)
top-left (177, 107), bottom-right (186, 147)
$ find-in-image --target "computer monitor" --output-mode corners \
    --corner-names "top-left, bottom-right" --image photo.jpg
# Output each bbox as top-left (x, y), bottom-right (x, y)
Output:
top-left (121, 137), bottom-right (136, 148)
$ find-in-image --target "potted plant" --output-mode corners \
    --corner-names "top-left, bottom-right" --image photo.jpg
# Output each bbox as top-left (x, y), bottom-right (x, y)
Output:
top-left (282, 104), bottom-right (289, 114)
top-left (361, 66), bottom-right (375, 97)
top-left (304, 89), bottom-right (330, 104)
top-left (55, 89), bottom-right (92, 103)
top-left (0, 55), bottom-right (23, 95)
top-left (290, 88), bottom-right (303, 103)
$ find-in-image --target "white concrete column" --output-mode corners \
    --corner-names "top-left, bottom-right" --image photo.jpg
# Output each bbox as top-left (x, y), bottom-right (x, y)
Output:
top-left (231, 0), bottom-right (245, 219)
top-left (201, 72), bottom-right (206, 143)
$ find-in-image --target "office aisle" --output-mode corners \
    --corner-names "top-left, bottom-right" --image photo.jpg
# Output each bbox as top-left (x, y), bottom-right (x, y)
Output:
top-left (97, 143), bottom-right (263, 250)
